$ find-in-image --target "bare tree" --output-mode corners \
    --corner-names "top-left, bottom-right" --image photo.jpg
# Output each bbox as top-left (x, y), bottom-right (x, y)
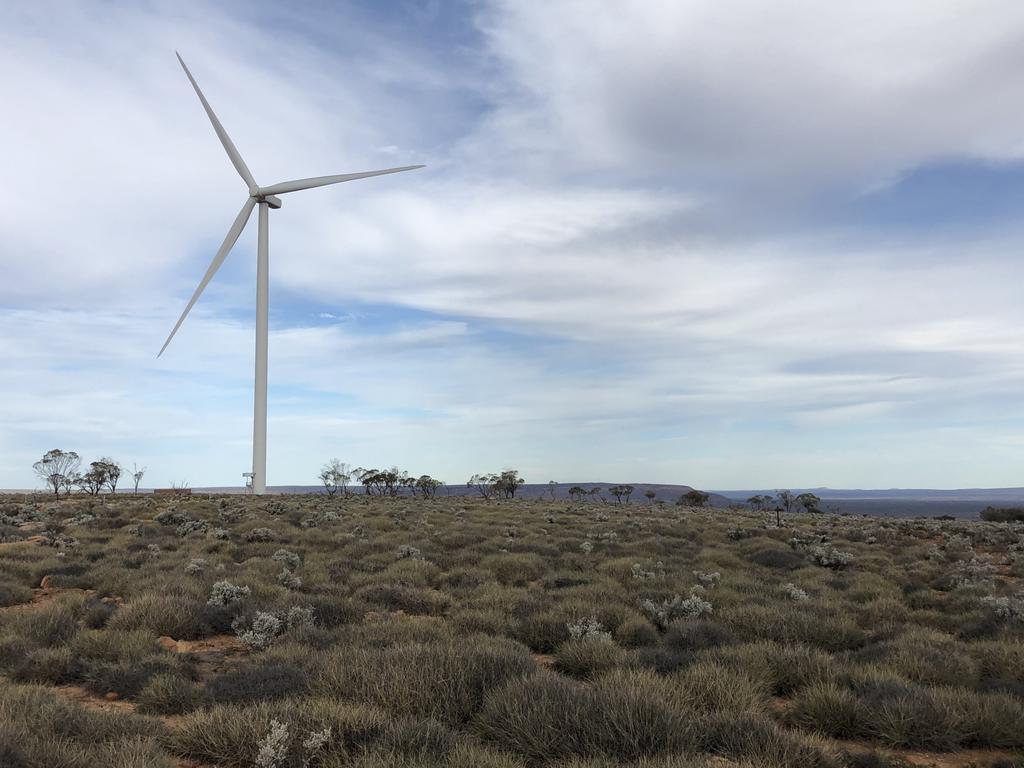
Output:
top-left (468, 473), bottom-right (498, 499)
top-left (546, 480), bottom-right (558, 501)
top-left (32, 449), bottom-right (81, 496)
top-left (319, 459), bottom-right (350, 497)
top-left (130, 464), bottom-right (147, 495)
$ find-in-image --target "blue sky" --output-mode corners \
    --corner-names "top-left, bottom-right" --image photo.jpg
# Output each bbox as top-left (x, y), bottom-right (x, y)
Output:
top-left (3, 0), bottom-right (1024, 490)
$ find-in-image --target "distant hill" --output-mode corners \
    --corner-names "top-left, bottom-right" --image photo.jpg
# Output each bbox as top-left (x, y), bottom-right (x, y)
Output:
top-left (193, 482), bottom-right (735, 507)
top-left (714, 487), bottom-right (1024, 519)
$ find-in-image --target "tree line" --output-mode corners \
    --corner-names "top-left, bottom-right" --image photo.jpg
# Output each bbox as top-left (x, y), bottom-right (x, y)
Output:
top-left (32, 449), bottom-right (146, 496)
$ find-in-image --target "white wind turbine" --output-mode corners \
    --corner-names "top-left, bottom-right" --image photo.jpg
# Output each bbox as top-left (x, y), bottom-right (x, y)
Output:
top-left (159, 53), bottom-right (423, 494)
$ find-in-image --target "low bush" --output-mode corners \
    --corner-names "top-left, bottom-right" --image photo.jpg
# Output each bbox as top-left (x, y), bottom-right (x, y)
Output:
top-left (0, 579), bottom-right (31, 608)
top-left (614, 616), bottom-right (659, 647)
top-left (106, 592), bottom-right (208, 640)
top-left (207, 661), bottom-right (309, 705)
top-left (980, 506), bottom-right (1024, 522)
top-left (136, 672), bottom-right (206, 715)
top-left (353, 583), bottom-right (451, 615)
top-left (319, 636), bottom-right (535, 725)
top-left (663, 619), bottom-right (734, 651)
top-left (554, 637), bottom-right (626, 679)
top-left (475, 671), bottom-right (692, 763)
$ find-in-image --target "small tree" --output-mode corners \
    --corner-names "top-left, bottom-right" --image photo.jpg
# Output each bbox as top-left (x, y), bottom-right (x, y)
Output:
top-left (130, 463), bottom-right (146, 495)
top-left (609, 485), bottom-right (634, 503)
top-left (97, 457), bottom-right (121, 494)
top-left (77, 462), bottom-right (108, 495)
top-left (796, 492), bottom-right (822, 514)
top-left (495, 470), bottom-right (525, 499)
top-left (747, 494), bottom-right (769, 511)
top-left (32, 449), bottom-right (81, 496)
top-left (415, 475), bottom-right (442, 498)
top-left (319, 459), bottom-right (350, 497)
top-left (644, 489), bottom-right (656, 504)
top-left (568, 486), bottom-right (586, 501)
top-left (468, 473), bottom-right (498, 499)
top-left (678, 489), bottom-right (710, 508)
top-left (546, 481), bottom-right (558, 501)
top-left (588, 487), bottom-right (605, 502)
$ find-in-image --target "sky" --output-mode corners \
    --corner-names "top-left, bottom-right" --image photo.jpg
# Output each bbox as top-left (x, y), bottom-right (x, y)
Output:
top-left (3, 0), bottom-right (1024, 490)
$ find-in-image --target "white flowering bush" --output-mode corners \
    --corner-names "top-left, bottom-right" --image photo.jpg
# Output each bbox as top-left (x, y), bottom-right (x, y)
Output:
top-left (693, 569), bottom-right (721, 586)
top-left (782, 582), bottom-right (809, 601)
top-left (566, 616), bottom-right (611, 641)
top-left (631, 561), bottom-right (665, 580)
top-left (246, 527), bottom-right (276, 543)
top-left (255, 719), bottom-right (289, 768)
top-left (271, 549), bottom-right (301, 569)
top-left (236, 611), bottom-right (283, 650)
top-left (640, 588), bottom-right (713, 628)
top-left (184, 558), bottom-right (206, 576)
top-left (951, 556), bottom-right (997, 588)
top-left (207, 580), bottom-right (251, 608)
top-left (396, 544), bottom-right (422, 560)
top-left (277, 568), bottom-right (302, 591)
top-left (302, 726), bottom-right (332, 767)
top-left (285, 605), bottom-right (315, 630)
top-left (810, 545), bottom-right (852, 569)
top-left (981, 591), bottom-right (1024, 622)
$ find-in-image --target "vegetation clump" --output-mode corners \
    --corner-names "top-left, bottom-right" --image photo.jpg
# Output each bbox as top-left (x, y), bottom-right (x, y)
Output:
top-left (0, 490), bottom-right (1022, 766)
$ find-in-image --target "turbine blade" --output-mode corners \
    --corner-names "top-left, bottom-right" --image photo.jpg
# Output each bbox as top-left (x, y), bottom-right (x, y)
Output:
top-left (158, 197), bottom-right (256, 357)
top-left (258, 165), bottom-right (425, 196)
top-left (176, 52), bottom-right (257, 192)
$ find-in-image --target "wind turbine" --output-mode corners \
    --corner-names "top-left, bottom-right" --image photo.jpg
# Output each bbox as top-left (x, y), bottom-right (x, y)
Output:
top-left (159, 53), bottom-right (423, 495)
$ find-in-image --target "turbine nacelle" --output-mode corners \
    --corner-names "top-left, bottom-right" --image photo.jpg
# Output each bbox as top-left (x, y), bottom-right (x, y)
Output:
top-left (256, 194), bottom-right (282, 209)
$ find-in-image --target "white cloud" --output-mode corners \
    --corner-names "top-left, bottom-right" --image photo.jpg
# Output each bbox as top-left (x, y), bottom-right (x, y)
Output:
top-left (2, 1), bottom-right (1024, 489)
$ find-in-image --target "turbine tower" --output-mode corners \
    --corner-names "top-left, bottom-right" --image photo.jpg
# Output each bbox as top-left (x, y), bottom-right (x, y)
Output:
top-left (159, 53), bottom-right (423, 494)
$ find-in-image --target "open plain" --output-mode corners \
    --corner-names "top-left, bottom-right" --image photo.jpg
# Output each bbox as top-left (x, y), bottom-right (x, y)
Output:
top-left (0, 492), bottom-right (1022, 767)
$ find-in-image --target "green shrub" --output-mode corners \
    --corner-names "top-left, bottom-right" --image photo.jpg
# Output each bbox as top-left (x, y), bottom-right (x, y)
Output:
top-left (106, 592), bottom-right (208, 639)
top-left (319, 637), bottom-right (535, 725)
top-left (475, 672), bottom-right (692, 763)
top-left (136, 672), bottom-right (205, 715)
top-left (748, 547), bottom-right (806, 571)
top-left (169, 698), bottom-right (388, 767)
top-left (207, 661), bottom-right (309, 704)
top-left (699, 712), bottom-right (837, 767)
top-left (663, 620), bottom-right (734, 651)
top-left (669, 661), bottom-right (768, 714)
top-left (0, 579), bottom-right (32, 608)
top-left (515, 610), bottom-right (571, 652)
top-left (980, 507), bottom-right (1024, 522)
top-left (614, 617), bottom-right (659, 647)
top-left (791, 680), bottom-right (866, 738)
top-left (553, 637), bottom-right (625, 679)
top-left (353, 583), bottom-right (451, 615)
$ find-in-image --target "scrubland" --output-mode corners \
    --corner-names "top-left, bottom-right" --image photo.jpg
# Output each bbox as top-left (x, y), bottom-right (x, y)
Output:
top-left (0, 492), bottom-right (1022, 768)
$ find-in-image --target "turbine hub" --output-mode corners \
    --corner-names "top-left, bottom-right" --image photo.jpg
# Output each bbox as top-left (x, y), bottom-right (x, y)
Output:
top-left (256, 194), bottom-right (282, 209)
